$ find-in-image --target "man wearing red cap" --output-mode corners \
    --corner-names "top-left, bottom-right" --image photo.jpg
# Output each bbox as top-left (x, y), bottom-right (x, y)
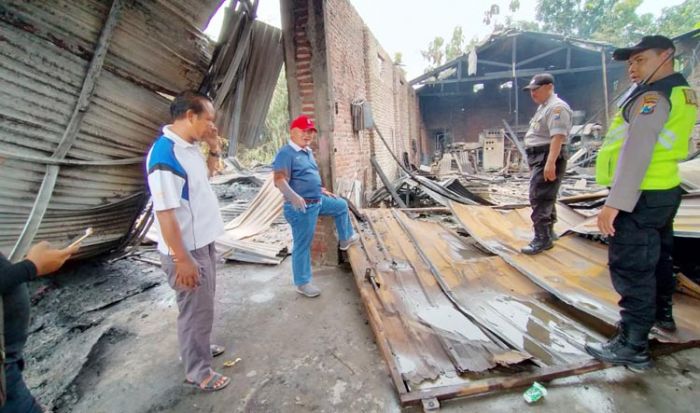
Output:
top-left (272, 115), bottom-right (359, 297)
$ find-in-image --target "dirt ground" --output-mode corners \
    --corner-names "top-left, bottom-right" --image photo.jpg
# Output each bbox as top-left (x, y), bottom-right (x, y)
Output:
top-left (24, 254), bottom-right (700, 413)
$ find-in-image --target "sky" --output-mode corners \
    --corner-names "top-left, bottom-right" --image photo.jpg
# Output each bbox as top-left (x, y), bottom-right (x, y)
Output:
top-left (205, 0), bottom-right (684, 80)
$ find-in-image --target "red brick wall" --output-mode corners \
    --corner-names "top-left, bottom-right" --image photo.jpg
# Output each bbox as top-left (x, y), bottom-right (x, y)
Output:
top-left (325, 0), bottom-right (423, 197)
top-left (324, 0), bottom-right (369, 190)
top-left (282, 0), bottom-right (424, 265)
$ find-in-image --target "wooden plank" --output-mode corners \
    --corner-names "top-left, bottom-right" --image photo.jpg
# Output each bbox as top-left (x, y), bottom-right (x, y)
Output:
top-left (400, 341), bottom-right (700, 406)
top-left (400, 359), bottom-right (605, 406)
top-left (345, 223), bottom-right (409, 396)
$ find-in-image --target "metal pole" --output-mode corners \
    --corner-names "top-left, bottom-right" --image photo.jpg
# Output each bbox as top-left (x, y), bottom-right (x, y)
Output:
top-left (512, 36), bottom-right (518, 135)
top-left (601, 50), bottom-right (610, 129)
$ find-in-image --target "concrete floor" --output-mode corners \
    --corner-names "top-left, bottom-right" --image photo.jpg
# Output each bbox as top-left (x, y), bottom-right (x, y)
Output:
top-left (54, 257), bottom-right (700, 413)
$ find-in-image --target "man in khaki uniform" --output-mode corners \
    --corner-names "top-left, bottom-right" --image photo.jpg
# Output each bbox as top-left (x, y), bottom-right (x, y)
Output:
top-left (521, 73), bottom-right (573, 255)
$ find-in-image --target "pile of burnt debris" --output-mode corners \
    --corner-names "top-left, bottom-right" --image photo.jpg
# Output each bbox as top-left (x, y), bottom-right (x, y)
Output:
top-left (366, 139), bottom-right (700, 282)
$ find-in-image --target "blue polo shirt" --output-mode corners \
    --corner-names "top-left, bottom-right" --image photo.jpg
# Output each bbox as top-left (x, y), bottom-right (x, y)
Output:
top-left (272, 142), bottom-right (322, 200)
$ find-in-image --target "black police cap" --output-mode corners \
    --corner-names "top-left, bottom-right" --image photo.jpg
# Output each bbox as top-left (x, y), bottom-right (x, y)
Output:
top-left (522, 73), bottom-right (554, 91)
top-left (612, 35), bottom-right (675, 61)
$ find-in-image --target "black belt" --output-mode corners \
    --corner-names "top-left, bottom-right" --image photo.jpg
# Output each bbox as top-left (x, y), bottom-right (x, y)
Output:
top-left (304, 198), bottom-right (321, 204)
top-left (525, 145), bottom-right (550, 155)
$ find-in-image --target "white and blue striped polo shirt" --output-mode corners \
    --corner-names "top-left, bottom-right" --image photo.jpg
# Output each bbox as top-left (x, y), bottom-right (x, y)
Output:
top-left (146, 126), bottom-right (223, 255)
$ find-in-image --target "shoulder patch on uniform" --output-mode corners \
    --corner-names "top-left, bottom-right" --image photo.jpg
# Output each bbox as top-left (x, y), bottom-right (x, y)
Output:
top-left (684, 89), bottom-right (698, 106)
top-left (639, 94), bottom-right (659, 115)
top-left (552, 107), bottom-right (562, 120)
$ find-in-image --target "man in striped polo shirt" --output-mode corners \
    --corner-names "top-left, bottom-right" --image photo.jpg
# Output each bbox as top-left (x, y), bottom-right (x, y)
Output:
top-left (146, 91), bottom-right (229, 392)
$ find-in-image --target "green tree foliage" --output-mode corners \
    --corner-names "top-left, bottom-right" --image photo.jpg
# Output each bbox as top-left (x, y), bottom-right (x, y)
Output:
top-left (483, 1), bottom-right (523, 31)
top-left (654, 0), bottom-right (700, 38)
top-left (591, 0), bottom-right (654, 45)
top-left (420, 36), bottom-right (445, 71)
top-left (535, 0), bottom-right (699, 46)
top-left (445, 26), bottom-right (466, 61)
top-left (393, 52), bottom-right (407, 76)
top-left (238, 67), bottom-right (290, 166)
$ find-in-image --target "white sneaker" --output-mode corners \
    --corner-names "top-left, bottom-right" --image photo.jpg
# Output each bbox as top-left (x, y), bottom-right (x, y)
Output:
top-left (295, 283), bottom-right (321, 298)
top-left (339, 233), bottom-right (360, 251)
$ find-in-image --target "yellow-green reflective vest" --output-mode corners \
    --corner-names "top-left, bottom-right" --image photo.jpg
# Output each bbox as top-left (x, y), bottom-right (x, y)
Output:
top-left (596, 81), bottom-right (697, 189)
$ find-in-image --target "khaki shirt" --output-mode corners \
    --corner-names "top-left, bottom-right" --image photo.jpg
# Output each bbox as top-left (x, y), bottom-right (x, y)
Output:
top-left (524, 93), bottom-right (573, 148)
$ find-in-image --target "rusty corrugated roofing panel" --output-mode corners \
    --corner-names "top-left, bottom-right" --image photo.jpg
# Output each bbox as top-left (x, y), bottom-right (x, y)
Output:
top-left (393, 211), bottom-right (603, 367)
top-left (0, 1), bottom-right (218, 258)
top-left (1, 1), bottom-right (215, 94)
top-left (674, 196), bottom-right (700, 237)
top-left (347, 209), bottom-right (530, 385)
top-left (450, 202), bottom-right (700, 343)
top-left (565, 196), bottom-right (700, 239)
top-left (223, 175), bottom-right (284, 238)
top-left (346, 209), bottom-right (622, 405)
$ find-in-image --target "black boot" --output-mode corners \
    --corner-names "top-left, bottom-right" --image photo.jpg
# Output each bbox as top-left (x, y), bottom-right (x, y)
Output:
top-left (585, 324), bottom-right (653, 371)
top-left (655, 296), bottom-right (677, 332)
top-left (549, 224), bottom-right (559, 241)
top-left (521, 225), bottom-right (553, 255)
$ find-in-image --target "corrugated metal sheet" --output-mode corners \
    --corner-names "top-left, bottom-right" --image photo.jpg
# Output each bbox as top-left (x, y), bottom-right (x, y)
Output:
top-left (1, 1), bottom-right (215, 95)
top-left (145, 174), bottom-right (287, 264)
top-left (674, 195), bottom-right (700, 237)
top-left (449, 202), bottom-right (700, 343)
top-left (223, 175), bottom-right (284, 238)
top-left (204, 9), bottom-right (284, 152)
top-left (346, 209), bottom-right (617, 405)
top-left (347, 209), bottom-right (531, 386)
top-left (564, 196), bottom-right (700, 239)
top-left (680, 157), bottom-right (700, 191)
top-left (0, 1), bottom-right (219, 258)
top-left (393, 212), bottom-right (603, 366)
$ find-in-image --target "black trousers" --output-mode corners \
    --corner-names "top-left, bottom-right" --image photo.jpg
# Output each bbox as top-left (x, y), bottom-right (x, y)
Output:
top-left (0, 360), bottom-right (43, 413)
top-left (527, 148), bottom-right (567, 228)
top-left (609, 187), bottom-right (682, 331)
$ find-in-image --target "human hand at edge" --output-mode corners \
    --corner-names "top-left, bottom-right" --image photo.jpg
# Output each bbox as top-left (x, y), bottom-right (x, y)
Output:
top-left (26, 241), bottom-right (79, 276)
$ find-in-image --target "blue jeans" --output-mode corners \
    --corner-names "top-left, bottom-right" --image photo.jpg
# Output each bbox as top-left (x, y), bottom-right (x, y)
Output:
top-left (283, 195), bottom-right (355, 286)
top-left (1, 360), bottom-right (43, 413)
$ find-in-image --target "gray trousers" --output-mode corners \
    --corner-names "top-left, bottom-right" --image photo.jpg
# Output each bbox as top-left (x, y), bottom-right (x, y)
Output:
top-left (161, 243), bottom-right (217, 383)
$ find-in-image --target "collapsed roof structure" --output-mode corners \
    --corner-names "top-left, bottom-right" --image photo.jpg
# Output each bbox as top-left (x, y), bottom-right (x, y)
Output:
top-left (0, 0), bottom-right (283, 261)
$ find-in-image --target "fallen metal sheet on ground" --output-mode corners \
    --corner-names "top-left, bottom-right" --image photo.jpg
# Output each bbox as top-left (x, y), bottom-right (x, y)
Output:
top-left (393, 212), bottom-right (604, 366)
top-left (220, 199), bottom-right (287, 226)
top-left (558, 189), bottom-right (609, 204)
top-left (216, 237), bottom-right (286, 264)
top-left (347, 209), bottom-right (531, 386)
top-left (345, 209), bottom-right (618, 406)
top-left (146, 175), bottom-right (286, 264)
top-left (223, 175), bottom-right (284, 238)
top-left (674, 196), bottom-right (700, 238)
top-left (449, 202), bottom-right (700, 343)
top-left (440, 178), bottom-right (494, 205)
top-left (565, 195), bottom-right (700, 239)
top-left (210, 158), bottom-right (268, 186)
top-left (680, 157), bottom-right (700, 191)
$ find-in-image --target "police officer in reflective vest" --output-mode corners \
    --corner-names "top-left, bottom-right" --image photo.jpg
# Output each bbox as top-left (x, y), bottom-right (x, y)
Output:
top-left (585, 36), bottom-right (698, 370)
top-left (521, 73), bottom-right (573, 255)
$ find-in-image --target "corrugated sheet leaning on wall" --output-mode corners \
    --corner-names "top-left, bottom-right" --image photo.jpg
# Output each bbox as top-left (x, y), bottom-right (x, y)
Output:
top-left (0, 0), bottom-right (220, 260)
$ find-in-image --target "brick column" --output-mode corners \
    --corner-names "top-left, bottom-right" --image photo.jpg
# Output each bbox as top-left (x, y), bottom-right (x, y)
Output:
top-left (281, 0), bottom-right (338, 266)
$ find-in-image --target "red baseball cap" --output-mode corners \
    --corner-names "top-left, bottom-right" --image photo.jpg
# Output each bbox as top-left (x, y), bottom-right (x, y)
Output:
top-left (290, 115), bottom-right (317, 132)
